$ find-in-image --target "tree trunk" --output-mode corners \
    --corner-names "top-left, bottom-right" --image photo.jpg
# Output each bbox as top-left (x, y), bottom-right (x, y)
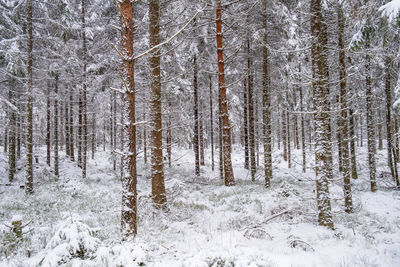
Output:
top-left (219, 88), bottom-right (224, 180)
top-left (365, 28), bottom-right (377, 192)
top-left (300, 73), bottom-right (306, 173)
top-left (26, 0), bottom-right (34, 194)
top-left (8, 82), bottom-right (16, 182)
top-left (149, 0), bottom-right (167, 208)
top-left (65, 99), bottom-right (70, 157)
top-left (54, 73), bottom-right (59, 178)
top-left (282, 109), bottom-right (287, 161)
top-left (70, 89), bottom-right (75, 161)
top-left (46, 80), bottom-right (51, 166)
top-left (193, 55), bottom-right (200, 176)
top-left (81, 0), bottom-right (88, 178)
top-left (287, 109), bottom-right (291, 169)
top-left (311, 0), bottom-right (333, 229)
top-left (243, 72), bottom-right (249, 169)
top-left (167, 99), bottom-right (172, 168)
top-left (120, 0), bottom-right (137, 236)
top-left (338, 3), bottom-right (352, 212)
top-left (349, 107), bottom-right (358, 179)
top-left (247, 38), bottom-right (256, 181)
top-left (210, 75), bottom-right (215, 171)
top-left (216, 0), bottom-right (235, 186)
top-left (378, 110), bottom-right (383, 150)
top-left (384, 55), bottom-right (399, 184)
top-left (262, 0), bottom-right (272, 187)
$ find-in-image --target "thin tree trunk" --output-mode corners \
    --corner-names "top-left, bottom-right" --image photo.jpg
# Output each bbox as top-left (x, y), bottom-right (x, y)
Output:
top-left (70, 89), bottom-right (75, 161)
top-left (120, 0), bottom-right (137, 235)
top-left (149, 0), bottom-right (167, 208)
top-left (193, 55), bottom-right (200, 176)
top-left (282, 109), bottom-right (287, 161)
top-left (243, 73), bottom-right (249, 169)
top-left (209, 75), bottom-right (215, 171)
top-left (65, 99), bottom-right (70, 157)
top-left (293, 89), bottom-right (300, 150)
top-left (287, 109), bottom-right (291, 168)
top-left (349, 107), bottom-right (358, 179)
top-left (262, 0), bottom-right (272, 187)
top-left (8, 83), bottom-right (16, 182)
top-left (46, 80), bottom-right (51, 166)
top-left (26, 0), bottom-right (34, 194)
top-left (143, 106), bottom-right (147, 165)
top-left (199, 101), bottom-right (205, 166)
top-left (300, 70), bottom-right (306, 173)
top-left (167, 99), bottom-right (172, 168)
top-left (378, 110), bottom-right (383, 150)
top-left (247, 38), bottom-right (256, 181)
top-left (216, 0), bottom-right (235, 186)
top-left (54, 73), bottom-right (59, 178)
top-left (92, 100), bottom-right (96, 160)
top-left (219, 87), bottom-right (224, 180)
top-left (81, 0), bottom-right (87, 178)
top-left (337, 95), bottom-right (343, 173)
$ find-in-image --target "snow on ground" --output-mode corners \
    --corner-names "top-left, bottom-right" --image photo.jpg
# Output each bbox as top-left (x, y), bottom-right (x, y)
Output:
top-left (0, 144), bottom-right (400, 266)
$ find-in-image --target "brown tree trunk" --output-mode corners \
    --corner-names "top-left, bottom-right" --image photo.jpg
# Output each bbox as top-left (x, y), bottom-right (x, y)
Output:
top-left (216, 0), bottom-right (235, 186)
top-left (300, 71), bottom-right (306, 173)
top-left (149, 0), bottom-right (167, 208)
top-left (167, 99), bottom-right (172, 168)
top-left (26, 0), bottom-right (34, 194)
top-left (8, 82), bottom-right (16, 182)
top-left (199, 101), bottom-right (205, 166)
top-left (120, 0), bottom-right (137, 235)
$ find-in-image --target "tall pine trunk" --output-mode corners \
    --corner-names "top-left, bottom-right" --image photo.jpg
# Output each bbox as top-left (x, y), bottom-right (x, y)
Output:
top-left (54, 73), bottom-right (59, 178)
top-left (216, 0), bottom-right (234, 186)
top-left (81, 0), bottom-right (88, 178)
top-left (338, 3), bottom-right (352, 212)
top-left (365, 28), bottom-right (377, 192)
top-left (193, 55), bottom-right (200, 176)
top-left (209, 76), bottom-right (215, 171)
top-left (149, 0), bottom-right (167, 208)
top-left (247, 38), bottom-right (256, 181)
top-left (26, 0), bottom-right (34, 194)
top-left (311, 0), bottom-right (333, 229)
top-left (46, 81), bottom-right (51, 166)
top-left (120, 0), bottom-right (137, 235)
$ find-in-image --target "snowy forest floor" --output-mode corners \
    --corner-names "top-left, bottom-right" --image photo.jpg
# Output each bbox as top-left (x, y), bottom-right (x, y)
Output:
top-left (1, 144), bottom-right (400, 266)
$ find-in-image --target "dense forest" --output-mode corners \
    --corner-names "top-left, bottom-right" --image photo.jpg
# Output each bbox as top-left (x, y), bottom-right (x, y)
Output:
top-left (1, 0), bottom-right (400, 266)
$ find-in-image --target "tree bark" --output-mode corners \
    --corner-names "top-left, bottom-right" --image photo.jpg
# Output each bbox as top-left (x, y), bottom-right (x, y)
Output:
top-left (243, 72), bottom-right (249, 169)
top-left (247, 38), bottom-right (256, 181)
top-left (311, 0), bottom-right (333, 229)
top-left (193, 55), bottom-right (200, 176)
top-left (81, 0), bottom-right (88, 178)
top-left (365, 27), bottom-right (377, 192)
top-left (149, 0), bottom-right (167, 208)
top-left (70, 89), bottom-right (75, 161)
top-left (46, 80), bottom-right (51, 166)
top-left (120, 0), bottom-right (137, 235)
top-left (338, 3), bottom-right (352, 212)
top-left (26, 0), bottom-right (34, 194)
top-left (54, 73), bottom-right (59, 178)
top-left (216, 0), bottom-right (235, 186)
top-left (210, 76), bottom-right (215, 171)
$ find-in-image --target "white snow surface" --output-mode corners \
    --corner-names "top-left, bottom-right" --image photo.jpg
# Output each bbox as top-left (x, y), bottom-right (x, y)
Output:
top-left (0, 144), bottom-right (400, 266)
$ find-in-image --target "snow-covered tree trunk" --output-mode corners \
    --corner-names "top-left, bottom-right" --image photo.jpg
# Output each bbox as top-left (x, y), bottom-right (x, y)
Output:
top-left (338, 3), bottom-right (352, 213)
top-left (365, 27), bottom-right (377, 192)
top-left (311, 0), bottom-right (333, 229)
top-left (209, 76), bottom-right (215, 171)
top-left (81, 0), bottom-right (88, 179)
top-left (262, 0), bottom-right (272, 187)
top-left (120, 0), bottom-right (137, 236)
top-left (193, 55), bottom-right (200, 176)
top-left (26, 0), bottom-right (34, 194)
top-left (54, 73), bottom-right (59, 178)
